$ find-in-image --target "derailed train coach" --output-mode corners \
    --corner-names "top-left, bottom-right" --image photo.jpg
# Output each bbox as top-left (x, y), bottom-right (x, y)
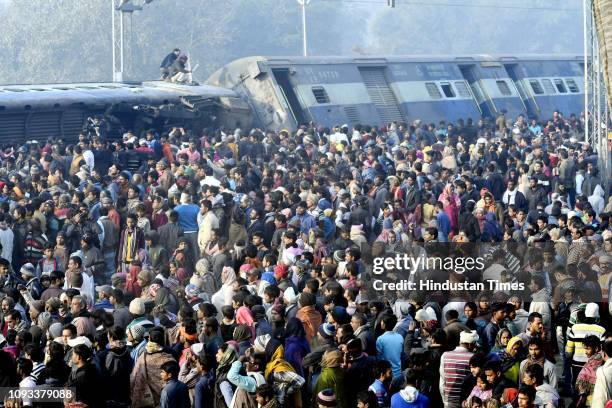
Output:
top-left (0, 54), bottom-right (585, 143)
top-left (206, 54), bottom-right (585, 131)
top-left (0, 81), bottom-right (252, 143)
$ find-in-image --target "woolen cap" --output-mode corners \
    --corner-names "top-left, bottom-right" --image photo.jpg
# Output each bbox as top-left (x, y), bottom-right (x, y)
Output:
top-left (129, 298), bottom-right (146, 315)
top-left (317, 389), bottom-right (337, 407)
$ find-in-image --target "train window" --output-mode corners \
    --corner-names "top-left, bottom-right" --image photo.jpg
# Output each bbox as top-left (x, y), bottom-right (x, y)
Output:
top-left (565, 79), bottom-right (580, 93)
top-left (440, 82), bottom-right (456, 98)
top-left (554, 79), bottom-right (567, 93)
top-left (529, 80), bottom-right (544, 95)
top-left (454, 81), bottom-right (471, 98)
top-left (496, 80), bottom-right (512, 96)
top-left (311, 87), bottom-right (330, 104)
top-left (425, 82), bottom-right (442, 99)
top-left (541, 79), bottom-right (556, 94)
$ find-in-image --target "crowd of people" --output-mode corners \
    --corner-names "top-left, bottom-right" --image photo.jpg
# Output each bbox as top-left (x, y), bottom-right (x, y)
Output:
top-left (0, 110), bottom-right (611, 408)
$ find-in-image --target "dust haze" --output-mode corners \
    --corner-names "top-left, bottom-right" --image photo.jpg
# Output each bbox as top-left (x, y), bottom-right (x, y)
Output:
top-left (0, 0), bottom-right (582, 85)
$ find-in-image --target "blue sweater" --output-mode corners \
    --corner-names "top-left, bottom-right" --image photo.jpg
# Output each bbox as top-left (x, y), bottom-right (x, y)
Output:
top-left (160, 379), bottom-right (190, 408)
top-left (390, 387), bottom-right (430, 408)
top-left (376, 331), bottom-right (404, 378)
top-left (174, 204), bottom-right (199, 233)
top-left (436, 212), bottom-right (451, 242)
top-left (194, 372), bottom-right (215, 408)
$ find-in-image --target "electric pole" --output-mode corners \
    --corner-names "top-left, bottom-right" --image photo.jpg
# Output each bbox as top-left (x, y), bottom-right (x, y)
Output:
top-left (297, 0), bottom-right (311, 57)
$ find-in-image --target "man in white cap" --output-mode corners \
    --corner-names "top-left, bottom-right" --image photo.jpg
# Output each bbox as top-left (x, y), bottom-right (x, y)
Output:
top-left (566, 303), bottom-right (605, 384)
top-left (126, 298), bottom-right (154, 333)
top-left (283, 287), bottom-right (298, 321)
top-left (439, 330), bottom-right (479, 408)
top-left (20, 263), bottom-right (42, 300)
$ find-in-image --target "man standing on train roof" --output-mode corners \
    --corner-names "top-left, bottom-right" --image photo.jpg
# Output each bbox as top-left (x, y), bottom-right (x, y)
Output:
top-left (160, 48), bottom-right (180, 79)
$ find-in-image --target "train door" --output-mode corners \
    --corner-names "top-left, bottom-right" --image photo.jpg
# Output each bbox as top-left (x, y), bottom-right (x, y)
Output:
top-left (358, 67), bottom-right (405, 124)
top-left (459, 65), bottom-right (495, 119)
top-left (503, 63), bottom-right (540, 119)
top-left (271, 68), bottom-right (308, 126)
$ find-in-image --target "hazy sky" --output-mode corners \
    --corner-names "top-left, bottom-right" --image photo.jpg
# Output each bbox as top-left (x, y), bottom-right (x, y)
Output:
top-left (318, 0), bottom-right (585, 55)
top-left (0, 0), bottom-right (587, 84)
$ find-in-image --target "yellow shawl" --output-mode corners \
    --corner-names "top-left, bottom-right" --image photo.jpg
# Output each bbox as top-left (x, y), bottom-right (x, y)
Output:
top-left (264, 344), bottom-right (295, 380)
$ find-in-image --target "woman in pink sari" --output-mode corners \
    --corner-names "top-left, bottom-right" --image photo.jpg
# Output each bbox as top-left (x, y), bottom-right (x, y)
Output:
top-left (438, 183), bottom-right (461, 234)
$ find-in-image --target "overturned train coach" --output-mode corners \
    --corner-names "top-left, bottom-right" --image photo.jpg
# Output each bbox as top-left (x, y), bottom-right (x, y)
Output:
top-left (0, 81), bottom-right (251, 144)
top-left (0, 54), bottom-right (585, 143)
top-left (206, 54), bottom-right (585, 131)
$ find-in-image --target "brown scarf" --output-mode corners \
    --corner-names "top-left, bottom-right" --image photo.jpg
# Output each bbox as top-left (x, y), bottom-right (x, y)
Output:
top-left (523, 354), bottom-right (545, 371)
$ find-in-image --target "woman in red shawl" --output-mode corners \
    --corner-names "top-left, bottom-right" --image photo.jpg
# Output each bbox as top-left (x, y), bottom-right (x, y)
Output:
top-left (500, 388), bottom-right (519, 407)
top-left (125, 261), bottom-right (142, 298)
top-left (438, 183), bottom-right (461, 233)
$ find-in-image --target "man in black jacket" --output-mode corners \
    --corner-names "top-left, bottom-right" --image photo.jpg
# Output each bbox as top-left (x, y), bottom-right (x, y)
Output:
top-left (525, 177), bottom-right (548, 212)
top-left (402, 172), bottom-right (422, 215)
top-left (458, 201), bottom-right (481, 242)
top-left (160, 48), bottom-right (180, 79)
top-left (101, 326), bottom-right (133, 407)
top-left (348, 196), bottom-right (371, 239)
top-left (502, 178), bottom-right (528, 212)
top-left (485, 163), bottom-right (505, 201)
top-left (68, 344), bottom-right (103, 408)
top-left (247, 208), bottom-right (265, 242)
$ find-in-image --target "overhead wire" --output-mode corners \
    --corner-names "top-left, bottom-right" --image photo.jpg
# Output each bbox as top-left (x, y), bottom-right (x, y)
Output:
top-left (318, 0), bottom-right (580, 12)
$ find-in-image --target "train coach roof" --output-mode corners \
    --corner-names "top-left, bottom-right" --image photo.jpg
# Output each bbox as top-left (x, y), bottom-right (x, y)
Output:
top-left (0, 80), bottom-right (237, 109)
top-left (212, 54), bottom-right (584, 67)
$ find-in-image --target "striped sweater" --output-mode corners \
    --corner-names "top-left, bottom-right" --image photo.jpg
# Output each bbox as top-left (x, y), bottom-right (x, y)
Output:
top-left (439, 346), bottom-right (474, 408)
top-left (566, 322), bottom-right (605, 365)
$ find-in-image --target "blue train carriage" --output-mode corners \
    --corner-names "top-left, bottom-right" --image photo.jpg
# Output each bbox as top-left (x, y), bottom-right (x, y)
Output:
top-left (386, 57), bottom-right (482, 124)
top-left (288, 56), bottom-right (484, 127)
top-left (0, 81), bottom-right (249, 143)
top-left (453, 55), bottom-right (525, 120)
top-left (207, 55), bottom-right (484, 130)
top-left (498, 56), bottom-right (584, 121)
top-left (207, 55), bottom-right (585, 132)
top-left (395, 54), bottom-right (581, 122)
